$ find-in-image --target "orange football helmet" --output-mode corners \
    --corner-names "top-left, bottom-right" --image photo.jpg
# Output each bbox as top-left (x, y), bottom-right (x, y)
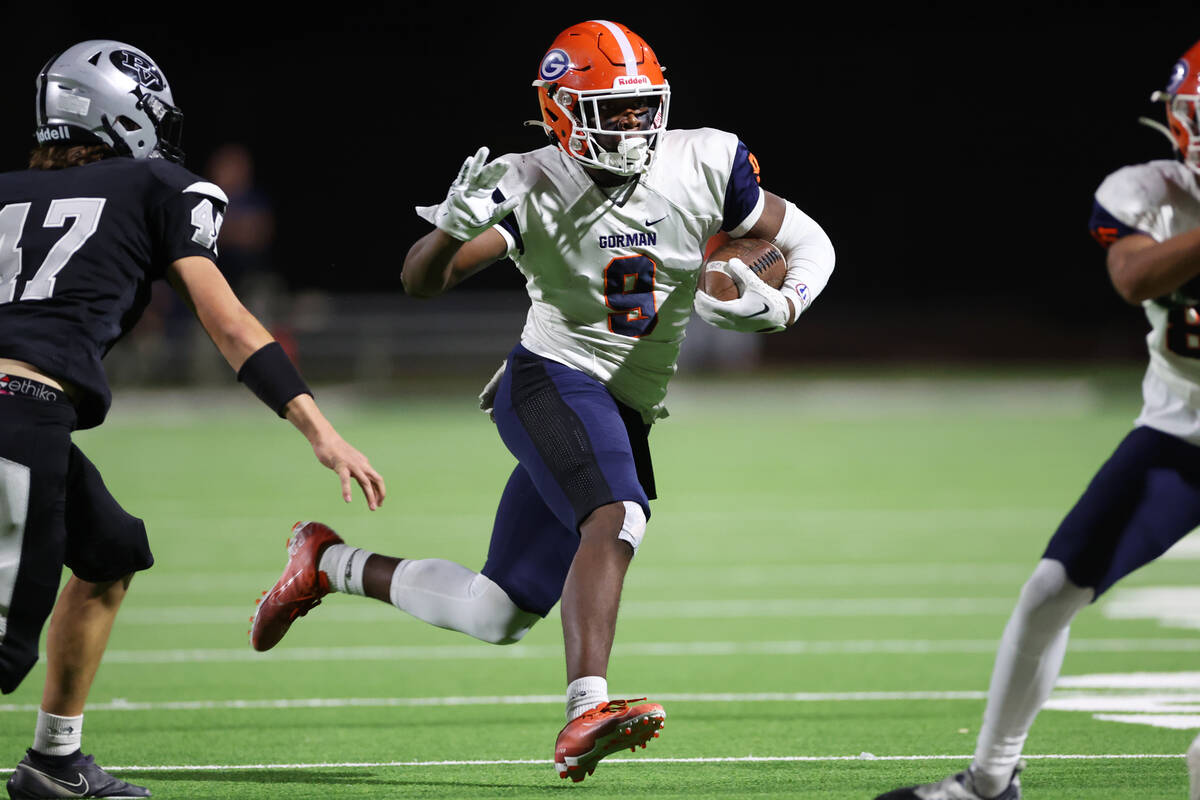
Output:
top-left (1150, 38), bottom-right (1200, 174)
top-left (533, 20), bottom-right (670, 175)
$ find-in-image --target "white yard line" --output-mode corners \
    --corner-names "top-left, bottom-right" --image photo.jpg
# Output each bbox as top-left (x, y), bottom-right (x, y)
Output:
top-left (115, 597), bottom-right (1020, 625)
top-left (128, 561), bottom-right (1040, 598)
top-left (125, 564), bottom-right (1041, 600)
top-left (0, 684), bottom-right (1197, 714)
top-left (92, 638), bottom-right (1200, 664)
top-left (0, 691), bottom-right (989, 713)
top-left (0, 753), bottom-right (1180, 774)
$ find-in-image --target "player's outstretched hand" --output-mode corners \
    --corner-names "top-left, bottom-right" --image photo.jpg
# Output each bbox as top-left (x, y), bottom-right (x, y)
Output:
top-left (430, 146), bottom-right (520, 241)
top-left (310, 432), bottom-right (386, 511)
top-left (284, 395), bottom-right (386, 511)
top-left (693, 257), bottom-right (791, 333)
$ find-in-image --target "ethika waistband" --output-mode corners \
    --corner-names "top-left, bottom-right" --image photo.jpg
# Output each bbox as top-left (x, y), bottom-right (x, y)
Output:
top-left (0, 374), bottom-right (72, 405)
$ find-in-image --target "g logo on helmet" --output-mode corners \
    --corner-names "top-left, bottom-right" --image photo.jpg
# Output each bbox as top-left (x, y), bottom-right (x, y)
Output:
top-left (539, 49), bottom-right (570, 82)
top-left (110, 50), bottom-right (166, 91)
top-left (1168, 59), bottom-right (1189, 93)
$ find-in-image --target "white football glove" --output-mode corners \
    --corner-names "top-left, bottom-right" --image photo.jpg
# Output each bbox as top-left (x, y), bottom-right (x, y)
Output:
top-left (693, 257), bottom-right (791, 333)
top-left (424, 146), bottom-right (519, 241)
top-left (477, 360), bottom-right (506, 422)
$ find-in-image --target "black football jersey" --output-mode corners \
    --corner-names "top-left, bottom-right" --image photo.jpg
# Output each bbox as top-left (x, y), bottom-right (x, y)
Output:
top-left (0, 157), bottom-right (227, 429)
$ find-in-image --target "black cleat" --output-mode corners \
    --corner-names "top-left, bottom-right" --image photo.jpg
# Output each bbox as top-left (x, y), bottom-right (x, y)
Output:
top-left (6, 749), bottom-right (150, 799)
top-left (874, 762), bottom-right (1022, 800)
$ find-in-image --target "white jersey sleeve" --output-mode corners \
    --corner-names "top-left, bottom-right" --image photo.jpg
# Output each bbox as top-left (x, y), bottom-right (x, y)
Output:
top-left (487, 129), bottom-right (760, 422)
top-left (1093, 160), bottom-right (1196, 241)
top-left (1092, 160), bottom-right (1200, 442)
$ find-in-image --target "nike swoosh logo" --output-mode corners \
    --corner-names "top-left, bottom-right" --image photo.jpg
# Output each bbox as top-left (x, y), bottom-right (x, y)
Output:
top-left (26, 766), bottom-right (89, 795)
top-left (747, 304), bottom-right (771, 318)
top-left (645, 216), bottom-right (667, 226)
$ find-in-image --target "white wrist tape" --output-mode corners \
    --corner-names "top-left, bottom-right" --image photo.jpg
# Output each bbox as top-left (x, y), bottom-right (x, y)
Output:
top-left (770, 201), bottom-right (835, 323)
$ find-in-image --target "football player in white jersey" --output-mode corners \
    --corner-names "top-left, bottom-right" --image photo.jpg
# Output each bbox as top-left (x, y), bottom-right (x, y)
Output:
top-left (250, 19), bottom-right (834, 782)
top-left (873, 37), bottom-right (1200, 800)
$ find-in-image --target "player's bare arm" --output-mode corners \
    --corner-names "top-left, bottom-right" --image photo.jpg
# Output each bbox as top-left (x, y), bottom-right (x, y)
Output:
top-left (168, 255), bottom-right (385, 510)
top-left (1106, 227), bottom-right (1200, 304)
top-left (282, 395), bottom-right (385, 510)
top-left (405, 146), bottom-right (518, 297)
top-left (744, 190), bottom-right (787, 241)
top-left (167, 256), bottom-right (273, 364)
top-left (401, 226), bottom-right (508, 297)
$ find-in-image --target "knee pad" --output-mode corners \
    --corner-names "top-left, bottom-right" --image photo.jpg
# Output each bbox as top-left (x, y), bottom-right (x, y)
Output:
top-left (616, 501), bottom-right (648, 554)
top-left (1014, 559), bottom-right (1094, 634)
top-left (467, 573), bottom-right (541, 645)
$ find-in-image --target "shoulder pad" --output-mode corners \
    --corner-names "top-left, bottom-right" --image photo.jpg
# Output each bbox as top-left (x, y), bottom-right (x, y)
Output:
top-left (1095, 160), bottom-right (1185, 226)
top-left (658, 127), bottom-right (738, 157)
top-left (492, 148), bottom-right (558, 197)
top-left (145, 159), bottom-right (228, 204)
top-left (181, 180), bottom-right (229, 205)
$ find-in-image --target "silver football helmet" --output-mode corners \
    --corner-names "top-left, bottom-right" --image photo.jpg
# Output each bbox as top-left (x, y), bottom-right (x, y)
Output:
top-left (34, 40), bottom-right (184, 162)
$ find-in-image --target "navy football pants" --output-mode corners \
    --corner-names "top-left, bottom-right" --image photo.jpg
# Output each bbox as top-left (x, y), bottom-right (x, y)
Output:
top-left (482, 344), bottom-right (654, 616)
top-left (1043, 425), bottom-right (1200, 597)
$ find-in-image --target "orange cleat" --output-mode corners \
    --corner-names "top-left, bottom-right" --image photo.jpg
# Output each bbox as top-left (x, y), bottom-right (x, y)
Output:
top-left (554, 698), bottom-right (665, 782)
top-left (249, 521), bottom-right (342, 651)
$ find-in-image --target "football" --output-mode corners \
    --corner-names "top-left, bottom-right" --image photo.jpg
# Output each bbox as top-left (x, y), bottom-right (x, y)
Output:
top-left (698, 237), bottom-right (787, 301)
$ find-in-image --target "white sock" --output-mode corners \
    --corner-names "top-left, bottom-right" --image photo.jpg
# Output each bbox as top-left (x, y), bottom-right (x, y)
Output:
top-left (566, 676), bottom-right (609, 722)
top-left (32, 709), bottom-right (82, 756)
top-left (971, 559), bottom-right (1092, 796)
top-left (1187, 733), bottom-right (1200, 800)
top-left (389, 559), bottom-right (539, 645)
top-left (318, 544), bottom-right (370, 596)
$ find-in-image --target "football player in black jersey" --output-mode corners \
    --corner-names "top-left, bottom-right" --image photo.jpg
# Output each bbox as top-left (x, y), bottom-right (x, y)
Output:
top-left (0, 40), bottom-right (386, 799)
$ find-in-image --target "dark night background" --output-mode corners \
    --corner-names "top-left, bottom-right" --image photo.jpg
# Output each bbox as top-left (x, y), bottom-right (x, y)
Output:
top-left (3, 6), bottom-right (1200, 363)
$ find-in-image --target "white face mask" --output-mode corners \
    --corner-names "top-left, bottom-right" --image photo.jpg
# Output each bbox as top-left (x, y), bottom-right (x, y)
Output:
top-left (555, 85), bottom-right (670, 176)
top-left (1148, 90), bottom-right (1200, 176)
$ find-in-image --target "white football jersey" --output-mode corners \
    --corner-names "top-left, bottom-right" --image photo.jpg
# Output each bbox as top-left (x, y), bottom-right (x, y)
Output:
top-left (1091, 159), bottom-right (1200, 442)
top-left (485, 128), bottom-right (765, 422)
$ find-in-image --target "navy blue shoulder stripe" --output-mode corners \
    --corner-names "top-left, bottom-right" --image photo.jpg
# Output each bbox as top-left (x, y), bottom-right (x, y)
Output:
top-left (493, 188), bottom-right (523, 255)
top-left (1088, 200), bottom-right (1142, 248)
top-left (721, 141), bottom-right (762, 232)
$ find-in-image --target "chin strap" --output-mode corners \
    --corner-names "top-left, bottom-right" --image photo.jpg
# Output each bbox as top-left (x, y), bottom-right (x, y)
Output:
top-left (1138, 115), bottom-right (1177, 150)
top-left (596, 136), bottom-right (650, 175)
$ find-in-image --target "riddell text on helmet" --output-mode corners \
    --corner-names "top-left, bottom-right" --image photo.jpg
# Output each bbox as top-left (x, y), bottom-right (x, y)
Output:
top-left (35, 125), bottom-right (71, 144)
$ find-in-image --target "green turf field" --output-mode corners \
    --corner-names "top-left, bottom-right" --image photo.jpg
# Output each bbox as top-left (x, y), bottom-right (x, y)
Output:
top-left (1, 367), bottom-right (1195, 799)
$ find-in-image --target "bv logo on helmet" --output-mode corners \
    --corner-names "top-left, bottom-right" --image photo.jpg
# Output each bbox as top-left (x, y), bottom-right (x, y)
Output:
top-left (539, 49), bottom-right (571, 82)
top-left (110, 50), bottom-right (165, 91)
top-left (1168, 59), bottom-right (1189, 93)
